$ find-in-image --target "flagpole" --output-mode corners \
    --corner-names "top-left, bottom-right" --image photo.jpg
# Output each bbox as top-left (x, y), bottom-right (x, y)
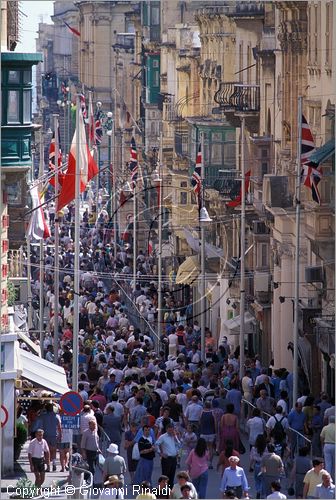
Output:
top-left (53, 114), bottom-right (60, 364)
top-left (39, 133), bottom-right (45, 354)
top-left (132, 129), bottom-right (137, 292)
top-left (26, 237), bottom-right (33, 330)
top-left (157, 135), bottom-right (163, 353)
top-left (72, 95), bottom-right (80, 392)
top-left (200, 133), bottom-right (206, 363)
top-left (239, 116), bottom-right (246, 380)
top-left (293, 97), bottom-right (303, 406)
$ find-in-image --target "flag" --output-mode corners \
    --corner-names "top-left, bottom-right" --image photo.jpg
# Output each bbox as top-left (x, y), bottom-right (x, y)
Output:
top-left (63, 20), bottom-right (80, 37)
top-left (129, 136), bottom-right (138, 187)
top-left (191, 143), bottom-right (202, 206)
top-left (88, 94), bottom-right (95, 146)
top-left (301, 114), bottom-right (322, 204)
top-left (27, 184), bottom-right (50, 240)
top-left (79, 93), bottom-right (87, 119)
top-left (226, 170), bottom-right (251, 208)
top-left (95, 110), bottom-right (103, 145)
top-left (48, 129), bottom-right (65, 190)
top-left (148, 239), bottom-right (153, 256)
top-left (57, 111), bottom-right (99, 211)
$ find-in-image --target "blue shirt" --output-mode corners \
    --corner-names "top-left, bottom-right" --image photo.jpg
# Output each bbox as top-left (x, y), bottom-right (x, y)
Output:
top-left (314, 483), bottom-right (336, 499)
top-left (104, 381), bottom-right (118, 401)
top-left (226, 389), bottom-right (242, 416)
top-left (155, 433), bottom-right (181, 457)
top-left (288, 409), bottom-right (306, 431)
top-left (220, 466), bottom-right (249, 492)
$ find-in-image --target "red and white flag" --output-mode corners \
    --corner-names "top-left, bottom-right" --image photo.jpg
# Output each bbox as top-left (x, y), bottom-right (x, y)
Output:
top-left (48, 129), bottom-right (65, 190)
top-left (226, 170), bottom-right (251, 208)
top-left (57, 111), bottom-right (99, 211)
top-left (27, 184), bottom-right (50, 240)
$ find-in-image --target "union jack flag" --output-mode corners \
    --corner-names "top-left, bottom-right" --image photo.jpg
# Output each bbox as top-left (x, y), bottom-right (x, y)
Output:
top-left (191, 143), bottom-right (202, 206)
top-left (95, 113), bottom-right (103, 145)
top-left (301, 115), bottom-right (322, 204)
top-left (129, 136), bottom-right (138, 187)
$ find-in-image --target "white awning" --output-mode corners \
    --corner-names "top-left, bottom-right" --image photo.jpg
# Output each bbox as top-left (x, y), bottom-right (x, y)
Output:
top-left (17, 346), bottom-right (69, 395)
top-left (17, 331), bottom-right (41, 356)
top-left (220, 312), bottom-right (256, 337)
top-left (175, 255), bottom-right (200, 285)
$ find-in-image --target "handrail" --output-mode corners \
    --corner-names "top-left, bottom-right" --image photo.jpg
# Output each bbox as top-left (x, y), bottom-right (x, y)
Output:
top-left (221, 386), bottom-right (312, 446)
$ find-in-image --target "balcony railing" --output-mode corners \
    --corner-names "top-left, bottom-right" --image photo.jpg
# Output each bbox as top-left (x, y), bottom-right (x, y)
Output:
top-left (228, 2), bottom-right (265, 18)
top-left (214, 82), bottom-right (260, 113)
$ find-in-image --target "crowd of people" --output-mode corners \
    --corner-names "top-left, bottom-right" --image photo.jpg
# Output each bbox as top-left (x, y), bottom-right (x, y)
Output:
top-left (20, 200), bottom-right (335, 499)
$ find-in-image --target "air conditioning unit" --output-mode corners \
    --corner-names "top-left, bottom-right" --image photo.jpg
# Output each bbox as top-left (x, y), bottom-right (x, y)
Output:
top-left (305, 266), bottom-right (324, 283)
top-left (262, 175), bottom-right (292, 208)
top-left (252, 221), bottom-right (269, 234)
top-left (254, 272), bottom-right (270, 292)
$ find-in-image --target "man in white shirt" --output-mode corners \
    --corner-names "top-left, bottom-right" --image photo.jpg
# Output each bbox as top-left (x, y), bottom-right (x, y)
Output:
top-left (28, 429), bottom-right (50, 487)
top-left (266, 480), bottom-right (287, 499)
top-left (266, 406), bottom-right (289, 440)
top-left (184, 396), bottom-right (203, 429)
top-left (168, 331), bottom-right (178, 357)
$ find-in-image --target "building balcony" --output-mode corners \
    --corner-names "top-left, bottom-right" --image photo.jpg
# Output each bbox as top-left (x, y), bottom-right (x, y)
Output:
top-left (227, 2), bottom-right (265, 19)
top-left (214, 82), bottom-right (260, 132)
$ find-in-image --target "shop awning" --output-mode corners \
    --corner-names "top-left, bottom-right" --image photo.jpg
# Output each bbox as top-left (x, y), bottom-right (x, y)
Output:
top-left (175, 255), bottom-right (200, 285)
top-left (220, 311), bottom-right (256, 337)
top-left (17, 346), bottom-right (69, 395)
top-left (309, 139), bottom-right (335, 164)
top-left (17, 331), bottom-right (41, 356)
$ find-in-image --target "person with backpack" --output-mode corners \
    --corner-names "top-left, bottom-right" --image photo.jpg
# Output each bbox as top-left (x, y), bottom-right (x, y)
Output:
top-left (266, 406), bottom-right (289, 457)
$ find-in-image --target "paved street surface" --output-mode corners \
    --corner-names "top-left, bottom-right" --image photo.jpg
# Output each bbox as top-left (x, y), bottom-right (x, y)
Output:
top-left (1, 429), bottom-right (291, 499)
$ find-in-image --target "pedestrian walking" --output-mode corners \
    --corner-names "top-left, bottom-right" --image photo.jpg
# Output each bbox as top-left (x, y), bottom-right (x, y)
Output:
top-left (185, 437), bottom-right (209, 498)
top-left (27, 429), bottom-right (50, 487)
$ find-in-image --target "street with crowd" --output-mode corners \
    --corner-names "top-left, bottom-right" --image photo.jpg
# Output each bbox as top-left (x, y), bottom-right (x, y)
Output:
top-left (21, 196), bottom-right (335, 500)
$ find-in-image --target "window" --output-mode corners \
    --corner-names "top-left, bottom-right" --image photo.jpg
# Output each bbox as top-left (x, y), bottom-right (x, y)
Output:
top-left (151, 5), bottom-right (160, 25)
top-left (180, 181), bottom-right (188, 188)
top-left (211, 143), bottom-right (222, 164)
top-left (153, 70), bottom-right (159, 87)
top-left (8, 70), bottom-right (20, 83)
top-left (23, 70), bottom-right (32, 84)
top-left (258, 243), bottom-right (268, 268)
top-left (7, 90), bottom-right (20, 123)
top-left (23, 90), bottom-right (32, 123)
top-left (152, 59), bottom-right (159, 68)
top-left (261, 162), bottom-right (268, 176)
top-left (180, 192), bottom-right (187, 205)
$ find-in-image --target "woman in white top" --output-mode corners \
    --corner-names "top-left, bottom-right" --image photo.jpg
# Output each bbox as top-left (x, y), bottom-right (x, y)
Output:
top-left (246, 408), bottom-right (266, 447)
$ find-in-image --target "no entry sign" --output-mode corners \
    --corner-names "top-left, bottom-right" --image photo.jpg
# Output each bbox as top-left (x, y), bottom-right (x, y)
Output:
top-left (1, 404), bottom-right (9, 428)
top-left (59, 391), bottom-right (83, 416)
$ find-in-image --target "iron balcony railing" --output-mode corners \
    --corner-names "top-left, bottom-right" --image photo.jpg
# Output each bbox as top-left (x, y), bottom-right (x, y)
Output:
top-left (214, 82), bottom-right (260, 113)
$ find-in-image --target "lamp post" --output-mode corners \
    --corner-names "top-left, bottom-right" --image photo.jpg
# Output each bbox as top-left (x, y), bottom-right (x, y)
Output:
top-left (151, 166), bottom-right (162, 355)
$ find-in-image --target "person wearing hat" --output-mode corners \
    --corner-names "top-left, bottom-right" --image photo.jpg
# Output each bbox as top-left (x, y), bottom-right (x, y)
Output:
top-left (220, 456), bottom-right (249, 499)
top-left (101, 475), bottom-right (124, 499)
top-left (103, 443), bottom-right (127, 487)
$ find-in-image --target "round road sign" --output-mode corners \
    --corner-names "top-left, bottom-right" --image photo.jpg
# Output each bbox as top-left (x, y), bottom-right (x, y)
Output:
top-left (59, 391), bottom-right (83, 416)
top-left (1, 404), bottom-right (9, 428)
